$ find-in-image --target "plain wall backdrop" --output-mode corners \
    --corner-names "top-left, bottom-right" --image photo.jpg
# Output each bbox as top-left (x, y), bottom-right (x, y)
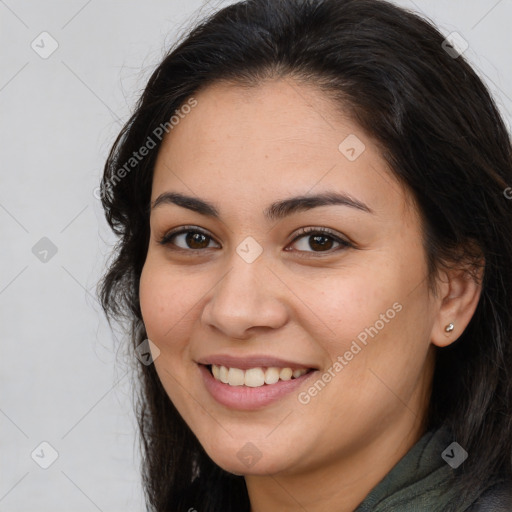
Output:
top-left (1, 1), bottom-right (511, 510)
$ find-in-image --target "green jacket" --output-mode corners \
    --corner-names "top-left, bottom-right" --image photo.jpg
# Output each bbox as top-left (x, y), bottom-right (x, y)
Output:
top-left (354, 426), bottom-right (511, 511)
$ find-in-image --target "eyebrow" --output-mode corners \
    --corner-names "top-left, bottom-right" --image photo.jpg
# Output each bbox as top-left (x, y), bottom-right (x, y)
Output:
top-left (151, 191), bottom-right (374, 221)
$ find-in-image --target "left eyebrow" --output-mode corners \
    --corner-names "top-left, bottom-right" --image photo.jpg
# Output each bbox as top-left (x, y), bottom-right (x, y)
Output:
top-left (150, 191), bottom-right (374, 220)
top-left (263, 191), bottom-right (374, 221)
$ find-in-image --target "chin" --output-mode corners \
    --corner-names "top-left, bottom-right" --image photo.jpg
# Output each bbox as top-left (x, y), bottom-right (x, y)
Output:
top-left (209, 452), bottom-right (288, 477)
top-left (197, 435), bottom-right (296, 477)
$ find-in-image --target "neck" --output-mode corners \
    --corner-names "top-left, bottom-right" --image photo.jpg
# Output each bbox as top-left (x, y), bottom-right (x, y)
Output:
top-left (245, 405), bottom-right (428, 512)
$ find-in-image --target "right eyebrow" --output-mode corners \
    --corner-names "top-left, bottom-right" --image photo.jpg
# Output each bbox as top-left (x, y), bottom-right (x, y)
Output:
top-left (151, 192), bottom-right (219, 217)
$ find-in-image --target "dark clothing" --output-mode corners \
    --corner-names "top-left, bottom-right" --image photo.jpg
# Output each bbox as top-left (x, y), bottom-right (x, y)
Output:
top-left (354, 426), bottom-right (512, 511)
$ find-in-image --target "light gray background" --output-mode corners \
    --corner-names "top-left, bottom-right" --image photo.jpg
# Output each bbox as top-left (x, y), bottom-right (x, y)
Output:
top-left (1, 1), bottom-right (511, 511)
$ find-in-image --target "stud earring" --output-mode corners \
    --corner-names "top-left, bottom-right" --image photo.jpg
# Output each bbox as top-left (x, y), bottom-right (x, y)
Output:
top-left (444, 322), bottom-right (455, 333)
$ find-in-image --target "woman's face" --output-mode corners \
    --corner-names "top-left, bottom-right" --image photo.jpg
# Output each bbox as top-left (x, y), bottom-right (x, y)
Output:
top-left (139, 78), bottom-right (440, 477)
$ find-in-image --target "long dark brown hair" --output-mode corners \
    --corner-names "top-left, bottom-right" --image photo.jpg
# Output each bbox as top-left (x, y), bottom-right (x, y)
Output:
top-left (97, 0), bottom-right (512, 510)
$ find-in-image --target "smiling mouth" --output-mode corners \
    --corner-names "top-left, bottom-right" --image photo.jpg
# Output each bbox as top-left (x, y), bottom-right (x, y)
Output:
top-left (206, 364), bottom-right (314, 387)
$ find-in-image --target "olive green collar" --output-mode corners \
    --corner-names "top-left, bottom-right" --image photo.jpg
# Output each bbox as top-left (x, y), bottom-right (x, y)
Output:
top-left (354, 426), bottom-right (479, 512)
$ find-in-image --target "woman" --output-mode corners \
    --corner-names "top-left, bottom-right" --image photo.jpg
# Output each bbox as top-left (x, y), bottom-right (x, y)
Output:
top-left (97, 0), bottom-right (512, 510)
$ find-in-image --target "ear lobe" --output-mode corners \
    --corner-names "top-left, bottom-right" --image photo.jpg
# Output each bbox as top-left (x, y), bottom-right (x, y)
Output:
top-left (430, 265), bottom-right (484, 348)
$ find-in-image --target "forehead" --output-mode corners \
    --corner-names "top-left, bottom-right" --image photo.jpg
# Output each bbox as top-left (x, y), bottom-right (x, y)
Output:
top-left (151, 78), bottom-right (415, 223)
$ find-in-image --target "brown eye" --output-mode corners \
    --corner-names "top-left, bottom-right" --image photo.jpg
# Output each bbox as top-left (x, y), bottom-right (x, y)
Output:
top-left (158, 228), bottom-right (220, 250)
top-left (288, 228), bottom-right (352, 254)
top-left (308, 234), bottom-right (335, 251)
top-left (185, 232), bottom-right (210, 249)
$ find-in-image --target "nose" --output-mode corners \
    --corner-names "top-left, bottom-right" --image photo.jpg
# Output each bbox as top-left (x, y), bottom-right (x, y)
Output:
top-left (200, 253), bottom-right (289, 340)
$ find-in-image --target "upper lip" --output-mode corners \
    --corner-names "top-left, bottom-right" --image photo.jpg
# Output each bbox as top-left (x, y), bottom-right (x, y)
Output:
top-left (196, 354), bottom-right (318, 371)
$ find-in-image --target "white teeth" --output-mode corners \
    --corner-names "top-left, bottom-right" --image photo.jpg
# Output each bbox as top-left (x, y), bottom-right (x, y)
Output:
top-left (227, 367), bottom-right (245, 386)
top-left (279, 368), bottom-right (293, 381)
top-left (244, 368), bottom-right (265, 387)
top-left (219, 365), bottom-right (229, 384)
top-left (264, 367), bottom-right (280, 384)
top-left (210, 364), bottom-right (309, 387)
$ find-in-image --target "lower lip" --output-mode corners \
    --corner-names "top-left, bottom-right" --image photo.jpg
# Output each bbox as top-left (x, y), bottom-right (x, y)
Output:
top-left (199, 364), bottom-right (316, 410)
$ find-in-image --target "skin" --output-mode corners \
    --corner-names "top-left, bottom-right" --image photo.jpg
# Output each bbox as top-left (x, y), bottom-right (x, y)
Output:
top-left (139, 78), bottom-right (482, 512)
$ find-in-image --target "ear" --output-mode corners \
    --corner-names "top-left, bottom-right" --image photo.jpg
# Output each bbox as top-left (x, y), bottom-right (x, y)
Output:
top-left (430, 263), bottom-right (484, 348)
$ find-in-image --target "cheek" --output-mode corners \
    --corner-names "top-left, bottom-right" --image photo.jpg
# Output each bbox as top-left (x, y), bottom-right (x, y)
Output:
top-left (139, 259), bottom-right (198, 345)
top-left (291, 261), bottom-right (430, 399)
top-left (290, 266), bottom-right (401, 351)
top-left (139, 261), bottom-right (200, 407)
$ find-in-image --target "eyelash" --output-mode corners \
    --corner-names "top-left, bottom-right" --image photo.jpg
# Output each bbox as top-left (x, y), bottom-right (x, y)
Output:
top-left (157, 225), bottom-right (353, 256)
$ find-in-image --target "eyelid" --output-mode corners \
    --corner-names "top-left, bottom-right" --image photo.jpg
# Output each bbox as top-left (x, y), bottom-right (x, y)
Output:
top-left (289, 226), bottom-right (350, 244)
